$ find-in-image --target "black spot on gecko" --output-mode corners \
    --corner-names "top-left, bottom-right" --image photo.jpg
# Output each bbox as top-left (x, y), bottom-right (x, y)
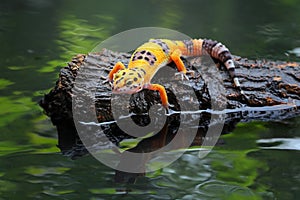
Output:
top-left (150, 39), bottom-right (170, 54)
top-left (134, 77), bottom-right (138, 82)
top-left (137, 73), bottom-right (142, 79)
top-left (140, 69), bottom-right (146, 75)
top-left (129, 72), bottom-right (134, 75)
top-left (116, 77), bottom-right (124, 85)
top-left (132, 50), bottom-right (157, 66)
top-left (122, 72), bottom-right (126, 76)
top-left (126, 81), bottom-right (133, 86)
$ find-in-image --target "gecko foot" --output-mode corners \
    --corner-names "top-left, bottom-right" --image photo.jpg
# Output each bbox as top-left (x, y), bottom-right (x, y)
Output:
top-left (165, 107), bottom-right (177, 115)
top-left (159, 103), bottom-right (175, 115)
top-left (175, 70), bottom-right (195, 81)
top-left (175, 71), bottom-right (189, 81)
top-left (101, 76), bottom-right (112, 85)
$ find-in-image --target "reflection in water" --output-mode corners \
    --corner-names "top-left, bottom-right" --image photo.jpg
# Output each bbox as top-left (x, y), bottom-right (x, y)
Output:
top-left (61, 101), bottom-right (300, 188)
top-left (257, 138), bottom-right (300, 150)
top-left (289, 47), bottom-right (300, 57)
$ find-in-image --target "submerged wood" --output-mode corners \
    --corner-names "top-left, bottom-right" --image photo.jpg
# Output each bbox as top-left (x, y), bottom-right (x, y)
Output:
top-left (39, 49), bottom-right (300, 160)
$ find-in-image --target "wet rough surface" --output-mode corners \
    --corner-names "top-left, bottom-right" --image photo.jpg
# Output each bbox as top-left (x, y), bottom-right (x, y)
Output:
top-left (39, 49), bottom-right (300, 158)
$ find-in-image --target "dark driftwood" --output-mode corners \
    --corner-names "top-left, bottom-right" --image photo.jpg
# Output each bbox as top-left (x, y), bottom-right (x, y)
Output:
top-left (39, 49), bottom-right (300, 159)
top-left (39, 49), bottom-right (300, 183)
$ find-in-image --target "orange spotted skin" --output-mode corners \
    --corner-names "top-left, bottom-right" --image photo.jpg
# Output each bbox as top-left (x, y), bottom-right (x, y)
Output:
top-left (108, 38), bottom-right (241, 108)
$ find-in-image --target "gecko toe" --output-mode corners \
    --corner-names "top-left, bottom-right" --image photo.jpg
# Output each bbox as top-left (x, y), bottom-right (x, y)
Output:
top-left (186, 70), bottom-right (195, 78)
top-left (175, 72), bottom-right (189, 81)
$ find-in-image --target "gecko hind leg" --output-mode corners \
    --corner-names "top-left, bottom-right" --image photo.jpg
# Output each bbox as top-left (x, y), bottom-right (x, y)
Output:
top-left (171, 49), bottom-right (195, 80)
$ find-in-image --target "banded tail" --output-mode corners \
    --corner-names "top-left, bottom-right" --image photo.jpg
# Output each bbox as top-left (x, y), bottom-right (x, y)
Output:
top-left (180, 39), bottom-right (245, 95)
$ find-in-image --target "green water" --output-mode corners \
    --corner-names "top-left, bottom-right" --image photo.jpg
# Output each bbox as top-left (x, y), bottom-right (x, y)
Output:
top-left (1, 0), bottom-right (300, 199)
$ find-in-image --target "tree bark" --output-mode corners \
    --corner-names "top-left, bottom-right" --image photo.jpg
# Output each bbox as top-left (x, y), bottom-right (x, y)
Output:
top-left (39, 49), bottom-right (300, 158)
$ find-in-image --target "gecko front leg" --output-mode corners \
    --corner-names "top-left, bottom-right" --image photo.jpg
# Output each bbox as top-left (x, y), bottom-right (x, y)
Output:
top-left (103, 61), bottom-right (126, 85)
top-left (145, 83), bottom-right (171, 108)
top-left (108, 61), bottom-right (126, 81)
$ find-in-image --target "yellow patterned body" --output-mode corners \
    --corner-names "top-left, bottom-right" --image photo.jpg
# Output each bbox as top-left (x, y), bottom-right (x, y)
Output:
top-left (108, 38), bottom-right (240, 108)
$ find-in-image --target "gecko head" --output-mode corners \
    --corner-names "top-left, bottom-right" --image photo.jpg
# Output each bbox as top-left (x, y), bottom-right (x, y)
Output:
top-left (112, 68), bottom-right (145, 94)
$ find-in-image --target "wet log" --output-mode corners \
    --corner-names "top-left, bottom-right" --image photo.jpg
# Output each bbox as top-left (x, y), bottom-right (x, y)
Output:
top-left (39, 49), bottom-right (300, 159)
